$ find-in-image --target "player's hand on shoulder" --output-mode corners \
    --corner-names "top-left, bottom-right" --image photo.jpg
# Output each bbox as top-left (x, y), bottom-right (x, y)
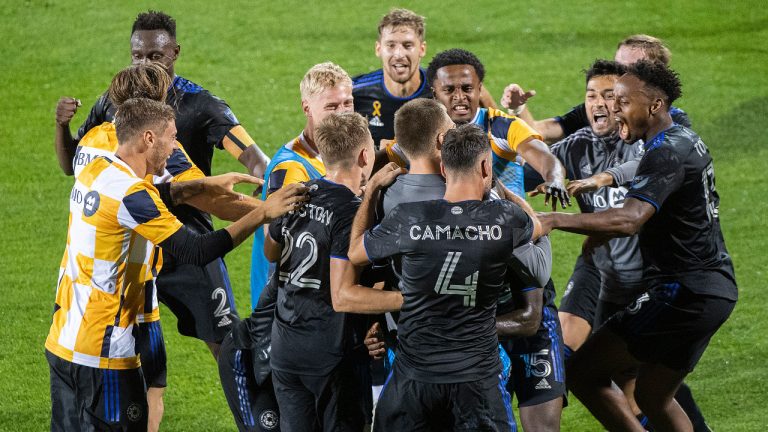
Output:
top-left (56, 97), bottom-right (81, 126)
top-left (364, 322), bottom-right (387, 360)
top-left (369, 162), bottom-right (406, 191)
top-left (263, 182), bottom-right (310, 221)
top-left (500, 84), bottom-right (536, 112)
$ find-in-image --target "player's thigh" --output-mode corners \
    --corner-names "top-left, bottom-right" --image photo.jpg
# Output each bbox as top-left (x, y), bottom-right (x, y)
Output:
top-left (519, 397), bottom-right (563, 432)
top-left (218, 335), bottom-right (280, 432)
top-left (271, 370), bottom-right (317, 432)
top-left (507, 334), bottom-right (567, 411)
top-left (75, 365), bottom-right (148, 431)
top-left (567, 325), bottom-right (639, 391)
top-left (452, 374), bottom-right (517, 432)
top-left (373, 369), bottom-right (433, 431)
top-left (47, 350), bottom-right (80, 432)
top-left (137, 320), bottom-right (168, 389)
top-left (558, 255), bottom-right (600, 331)
top-left (634, 362), bottom-right (688, 411)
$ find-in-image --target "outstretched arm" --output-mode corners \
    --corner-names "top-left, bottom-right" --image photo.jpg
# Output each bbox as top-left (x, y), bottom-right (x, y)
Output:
top-left (539, 197), bottom-right (655, 237)
top-left (330, 259), bottom-right (403, 314)
top-left (517, 137), bottom-right (570, 210)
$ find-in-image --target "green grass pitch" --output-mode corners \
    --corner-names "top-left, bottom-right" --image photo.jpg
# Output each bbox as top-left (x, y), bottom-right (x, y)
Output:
top-left (0, 1), bottom-right (766, 430)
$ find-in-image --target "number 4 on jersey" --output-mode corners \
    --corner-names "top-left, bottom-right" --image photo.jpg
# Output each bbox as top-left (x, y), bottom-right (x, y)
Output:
top-left (434, 251), bottom-right (478, 307)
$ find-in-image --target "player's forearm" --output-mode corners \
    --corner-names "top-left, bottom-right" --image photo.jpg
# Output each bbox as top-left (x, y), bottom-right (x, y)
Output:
top-left (54, 124), bottom-right (76, 176)
top-left (333, 284), bottom-right (403, 314)
top-left (237, 144), bottom-right (271, 178)
top-left (519, 139), bottom-right (566, 187)
top-left (159, 226), bottom-right (234, 266)
top-left (224, 206), bottom-right (269, 247)
top-left (185, 193), bottom-right (259, 222)
top-left (496, 305), bottom-right (541, 337)
top-left (349, 189), bottom-right (380, 265)
top-left (549, 209), bottom-right (638, 237)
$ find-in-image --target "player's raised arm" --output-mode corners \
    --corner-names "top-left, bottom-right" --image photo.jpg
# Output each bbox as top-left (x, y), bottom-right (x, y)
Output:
top-left (54, 97), bottom-right (81, 175)
top-left (348, 162), bottom-right (404, 266)
top-left (500, 84), bottom-right (566, 143)
top-left (517, 136), bottom-right (571, 210)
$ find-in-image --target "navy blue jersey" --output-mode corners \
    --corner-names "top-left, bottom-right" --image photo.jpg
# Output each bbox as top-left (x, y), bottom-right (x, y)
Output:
top-left (364, 199), bottom-right (533, 383)
top-left (352, 68), bottom-right (432, 148)
top-left (75, 75), bottom-right (239, 176)
top-left (626, 125), bottom-right (736, 300)
top-left (268, 179), bottom-right (364, 376)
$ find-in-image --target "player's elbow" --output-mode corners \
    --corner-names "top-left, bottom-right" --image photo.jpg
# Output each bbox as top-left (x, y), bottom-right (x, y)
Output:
top-left (330, 286), bottom-right (355, 313)
top-left (521, 309), bottom-right (542, 337)
top-left (347, 243), bottom-right (369, 267)
top-left (615, 218), bottom-right (642, 236)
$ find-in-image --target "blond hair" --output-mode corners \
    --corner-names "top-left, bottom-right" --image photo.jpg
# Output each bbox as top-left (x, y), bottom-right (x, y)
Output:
top-left (108, 63), bottom-right (171, 107)
top-left (618, 34), bottom-right (671, 65)
top-left (378, 8), bottom-right (425, 40)
top-left (315, 112), bottom-right (370, 168)
top-left (299, 62), bottom-right (352, 100)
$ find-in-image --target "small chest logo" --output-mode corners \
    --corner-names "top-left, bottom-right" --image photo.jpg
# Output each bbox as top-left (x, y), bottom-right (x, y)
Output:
top-left (83, 191), bottom-right (100, 217)
top-left (369, 101), bottom-right (384, 127)
top-left (451, 206), bottom-right (463, 215)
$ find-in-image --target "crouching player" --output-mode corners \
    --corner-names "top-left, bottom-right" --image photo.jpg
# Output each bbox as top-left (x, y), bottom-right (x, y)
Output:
top-left (45, 98), bottom-right (308, 432)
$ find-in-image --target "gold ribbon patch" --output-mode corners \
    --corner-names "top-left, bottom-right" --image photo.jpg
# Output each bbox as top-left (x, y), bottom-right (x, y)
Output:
top-left (372, 101), bottom-right (382, 117)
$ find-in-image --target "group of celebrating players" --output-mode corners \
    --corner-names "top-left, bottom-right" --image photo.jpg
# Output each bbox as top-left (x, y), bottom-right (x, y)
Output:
top-left (47, 7), bottom-right (737, 432)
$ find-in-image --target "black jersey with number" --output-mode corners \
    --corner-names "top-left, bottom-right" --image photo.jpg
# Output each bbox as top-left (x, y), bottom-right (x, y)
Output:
top-left (556, 103), bottom-right (691, 137)
top-left (626, 125), bottom-right (736, 299)
top-left (352, 68), bottom-right (433, 148)
top-left (75, 75), bottom-right (239, 176)
top-left (268, 179), bottom-right (364, 376)
top-left (364, 199), bottom-right (533, 383)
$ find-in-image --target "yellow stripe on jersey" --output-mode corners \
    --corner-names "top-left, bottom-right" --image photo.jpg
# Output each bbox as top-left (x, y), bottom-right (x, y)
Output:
top-left (485, 108), bottom-right (543, 161)
top-left (266, 136), bottom-right (326, 195)
top-left (46, 156), bottom-right (183, 370)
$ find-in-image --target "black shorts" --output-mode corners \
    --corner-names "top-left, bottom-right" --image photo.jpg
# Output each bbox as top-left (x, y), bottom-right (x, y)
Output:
top-left (374, 364), bottom-right (516, 432)
top-left (217, 333), bottom-right (280, 432)
top-left (559, 255), bottom-right (600, 325)
top-left (503, 306), bottom-right (567, 408)
top-left (157, 258), bottom-right (240, 344)
top-left (594, 299), bottom-right (630, 329)
top-left (271, 359), bottom-right (370, 432)
top-left (606, 282), bottom-right (736, 373)
top-left (47, 350), bottom-right (147, 432)
top-left (136, 320), bottom-right (167, 388)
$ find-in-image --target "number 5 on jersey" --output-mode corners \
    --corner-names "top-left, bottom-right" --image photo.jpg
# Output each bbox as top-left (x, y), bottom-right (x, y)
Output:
top-left (434, 251), bottom-right (478, 307)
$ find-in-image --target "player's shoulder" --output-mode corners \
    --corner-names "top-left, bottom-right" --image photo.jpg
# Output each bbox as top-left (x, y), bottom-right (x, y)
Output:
top-left (79, 122), bottom-right (118, 151)
top-left (171, 75), bottom-right (205, 95)
top-left (647, 124), bottom-right (699, 154)
top-left (352, 69), bottom-right (384, 88)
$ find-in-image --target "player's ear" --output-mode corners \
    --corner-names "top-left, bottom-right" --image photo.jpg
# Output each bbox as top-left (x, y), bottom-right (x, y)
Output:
top-left (419, 40), bottom-right (427, 58)
top-left (140, 130), bottom-right (154, 153)
top-left (440, 161), bottom-right (447, 178)
top-left (436, 132), bottom-right (444, 151)
top-left (480, 156), bottom-right (492, 179)
top-left (359, 145), bottom-right (369, 168)
top-left (173, 43), bottom-right (180, 60)
top-left (650, 97), bottom-right (664, 116)
top-left (375, 40), bottom-right (382, 58)
top-left (301, 99), bottom-right (310, 117)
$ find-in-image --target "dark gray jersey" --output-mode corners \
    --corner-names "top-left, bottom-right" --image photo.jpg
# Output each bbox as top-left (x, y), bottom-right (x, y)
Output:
top-left (364, 199), bottom-right (534, 383)
top-left (549, 128), bottom-right (646, 303)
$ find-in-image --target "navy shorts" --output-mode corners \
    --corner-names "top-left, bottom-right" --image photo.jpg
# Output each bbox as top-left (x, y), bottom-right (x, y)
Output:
top-left (558, 255), bottom-right (600, 326)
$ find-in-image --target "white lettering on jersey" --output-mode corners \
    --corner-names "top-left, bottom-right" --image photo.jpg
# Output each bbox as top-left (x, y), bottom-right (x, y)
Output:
top-left (410, 225), bottom-right (502, 241)
top-left (296, 203), bottom-right (333, 226)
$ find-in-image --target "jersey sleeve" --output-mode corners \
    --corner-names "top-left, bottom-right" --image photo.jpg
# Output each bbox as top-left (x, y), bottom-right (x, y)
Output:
top-left (117, 182), bottom-right (184, 244)
top-left (502, 201), bottom-right (535, 249)
top-left (554, 103), bottom-right (589, 137)
top-left (625, 146), bottom-right (685, 212)
top-left (162, 143), bottom-right (206, 183)
top-left (266, 161), bottom-right (310, 196)
top-left (489, 113), bottom-right (543, 160)
top-left (74, 94), bottom-right (112, 143)
top-left (202, 92), bottom-right (240, 150)
top-left (267, 213), bottom-right (285, 244)
top-left (330, 205), bottom-right (357, 260)
top-left (363, 205), bottom-right (405, 262)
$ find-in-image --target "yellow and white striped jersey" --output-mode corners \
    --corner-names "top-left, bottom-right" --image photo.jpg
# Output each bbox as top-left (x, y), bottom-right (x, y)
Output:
top-left (75, 122), bottom-right (205, 323)
top-left (45, 156), bottom-right (183, 369)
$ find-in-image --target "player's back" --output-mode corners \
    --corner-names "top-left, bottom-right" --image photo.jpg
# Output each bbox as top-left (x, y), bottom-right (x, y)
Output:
top-left (379, 199), bottom-right (533, 383)
top-left (627, 125), bottom-right (736, 294)
top-left (269, 179), bottom-right (362, 376)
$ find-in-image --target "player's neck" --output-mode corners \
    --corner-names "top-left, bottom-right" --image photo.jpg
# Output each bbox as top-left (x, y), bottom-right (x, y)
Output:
top-left (643, 113), bottom-right (674, 143)
top-left (383, 71), bottom-right (422, 98)
top-left (115, 146), bottom-right (147, 178)
top-left (443, 176), bottom-right (485, 202)
top-left (302, 128), bottom-right (320, 154)
top-left (324, 168), bottom-right (362, 195)
top-left (409, 157), bottom-right (442, 175)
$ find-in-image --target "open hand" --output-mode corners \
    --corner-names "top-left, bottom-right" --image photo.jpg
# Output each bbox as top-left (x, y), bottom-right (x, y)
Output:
top-left (500, 84), bottom-right (536, 111)
top-left (262, 183), bottom-right (310, 221)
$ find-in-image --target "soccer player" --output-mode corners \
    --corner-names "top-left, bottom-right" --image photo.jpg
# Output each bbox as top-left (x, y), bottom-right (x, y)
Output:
top-left (263, 112), bottom-right (403, 431)
top-left (502, 34), bottom-right (691, 143)
top-left (55, 10), bottom-right (268, 361)
top-left (349, 123), bottom-right (549, 431)
top-left (250, 62), bottom-right (353, 306)
top-left (385, 48), bottom-right (570, 208)
top-left (539, 61), bottom-right (737, 431)
top-left (46, 98), bottom-right (307, 432)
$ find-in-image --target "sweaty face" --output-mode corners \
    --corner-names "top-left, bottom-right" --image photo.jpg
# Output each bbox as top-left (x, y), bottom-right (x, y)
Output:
top-left (614, 45), bottom-right (647, 66)
top-left (585, 75), bottom-right (619, 137)
top-left (612, 75), bottom-right (653, 144)
top-left (376, 26), bottom-right (426, 84)
top-left (305, 84), bottom-right (354, 131)
top-left (148, 121), bottom-right (177, 176)
top-left (432, 65), bottom-right (482, 124)
top-left (131, 30), bottom-right (179, 76)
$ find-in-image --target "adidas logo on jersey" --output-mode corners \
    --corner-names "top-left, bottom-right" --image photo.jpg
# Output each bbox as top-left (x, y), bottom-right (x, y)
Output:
top-left (217, 316), bottom-right (232, 328)
top-left (369, 116), bottom-right (384, 127)
top-left (535, 378), bottom-right (552, 390)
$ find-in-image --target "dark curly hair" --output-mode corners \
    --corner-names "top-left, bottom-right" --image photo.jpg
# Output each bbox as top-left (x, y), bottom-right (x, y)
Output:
top-left (442, 123), bottom-right (488, 173)
top-left (132, 10), bottom-right (176, 38)
top-left (584, 59), bottom-right (625, 85)
top-left (626, 60), bottom-right (682, 105)
top-left (426, 49), bottom-right (485, 87)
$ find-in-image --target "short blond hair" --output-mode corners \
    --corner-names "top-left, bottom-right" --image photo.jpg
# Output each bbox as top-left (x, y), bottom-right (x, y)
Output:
top-left (618, 34), bottom-right (671, 65)
top-left (315, 112), bottom-right (370, 168)
top-left (378, 8), bottom-right (425, 40)
top-left (299, 62), bottom-right (352, 100)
